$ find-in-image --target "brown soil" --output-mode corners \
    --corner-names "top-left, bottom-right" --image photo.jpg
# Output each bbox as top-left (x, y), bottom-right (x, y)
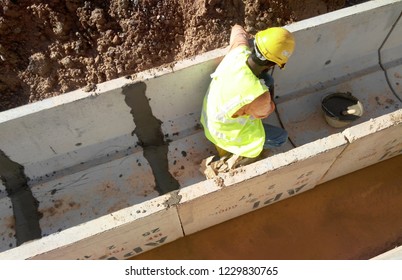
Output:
top-left (1, 0), bottom-right (357, 112)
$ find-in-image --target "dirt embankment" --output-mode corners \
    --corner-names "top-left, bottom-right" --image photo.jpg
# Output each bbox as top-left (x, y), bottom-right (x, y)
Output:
top-left (1, 0), bottom-right (349, 112)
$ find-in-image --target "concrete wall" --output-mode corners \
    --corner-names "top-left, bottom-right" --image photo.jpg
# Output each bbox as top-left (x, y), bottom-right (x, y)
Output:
top-left (179, 134), bottom-right (348, 235)
top-left (0, 0), bottom-right (401, 259)
top-left (320, 110), bottom-right (402, 183)
top-left (0, 194), bottom-right (184, 260)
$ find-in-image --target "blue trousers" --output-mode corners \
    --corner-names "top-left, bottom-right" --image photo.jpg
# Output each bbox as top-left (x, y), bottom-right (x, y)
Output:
top-left (263, 123), bottom-right (288, 149)
top-left (260, 72), bottom-right (288, 149)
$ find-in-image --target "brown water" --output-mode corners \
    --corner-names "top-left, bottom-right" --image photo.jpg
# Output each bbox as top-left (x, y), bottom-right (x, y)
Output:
top-left (131, 155), bottom-right (402, 260)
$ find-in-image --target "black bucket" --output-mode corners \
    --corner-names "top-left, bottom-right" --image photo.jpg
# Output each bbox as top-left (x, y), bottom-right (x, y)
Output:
top-left (321, 92), bottom-right (364, 128)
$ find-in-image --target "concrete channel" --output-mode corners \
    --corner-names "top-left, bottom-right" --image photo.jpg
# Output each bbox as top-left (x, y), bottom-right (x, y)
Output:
top-left (0, 0), bottom-right (401, 259)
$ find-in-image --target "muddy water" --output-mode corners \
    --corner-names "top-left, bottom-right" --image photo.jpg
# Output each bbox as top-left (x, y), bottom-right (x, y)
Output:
top-left (131, 155), bottom-right (402, 260)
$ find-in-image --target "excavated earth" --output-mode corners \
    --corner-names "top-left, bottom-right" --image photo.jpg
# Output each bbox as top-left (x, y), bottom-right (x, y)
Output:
top-left (0, 0), bottom-right (366, 112)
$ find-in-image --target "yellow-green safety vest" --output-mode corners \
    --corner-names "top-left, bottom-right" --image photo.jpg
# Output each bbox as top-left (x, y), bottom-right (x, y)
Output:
top-left (201, 45), bottom-right (268, 158)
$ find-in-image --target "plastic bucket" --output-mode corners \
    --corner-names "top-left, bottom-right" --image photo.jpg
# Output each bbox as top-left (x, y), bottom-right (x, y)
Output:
top-left (321, 92), bottom-right (364, 128)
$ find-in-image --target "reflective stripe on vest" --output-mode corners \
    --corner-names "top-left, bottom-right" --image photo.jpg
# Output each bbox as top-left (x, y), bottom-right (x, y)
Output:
top-left (200, 46), bottom-right (268, 158)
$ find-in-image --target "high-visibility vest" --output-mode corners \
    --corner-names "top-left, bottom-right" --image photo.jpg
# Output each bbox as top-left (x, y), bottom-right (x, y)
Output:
top-left (201, 45), bottom-right (268, 158)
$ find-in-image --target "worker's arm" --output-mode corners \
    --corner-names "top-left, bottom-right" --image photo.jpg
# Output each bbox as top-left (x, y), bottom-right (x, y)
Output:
top-left (229, 25), bottom-right (274, 119)
top-left (232, 92), bottom-right (275, 119)
top-left (229, 24), bottom-right (250, 51)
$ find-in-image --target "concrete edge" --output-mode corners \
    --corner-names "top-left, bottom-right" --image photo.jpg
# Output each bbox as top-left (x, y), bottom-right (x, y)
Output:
top-left (0, 193), bottom-right (174, 260)
top-left (342, 108), bottom-right (402, 142)
top-left (372, 245), bottom-right (402, 260)
top-left (284, 0), bottom-right (400, 33)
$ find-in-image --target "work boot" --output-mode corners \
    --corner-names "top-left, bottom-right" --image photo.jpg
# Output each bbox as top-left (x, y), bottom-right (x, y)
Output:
top-left (200, 153), bottom-right (260, 179)
top-left (200, 154), bottom-right (228, 179)
top-left (228, 154), bottom-right (260, 169)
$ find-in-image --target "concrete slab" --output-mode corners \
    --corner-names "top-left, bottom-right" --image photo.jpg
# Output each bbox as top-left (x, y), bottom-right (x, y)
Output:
top-left (32, 151), bottom-right (159, 238)
top-left (145, 64), bottom-right (212, 128)
top-left (319, 109), bottom-right (402, 183)
top-left (178, 134), bottom-right (348, 235)
top-left (0, 86), bottom-right (136, 181)
top-left (167, 131), bottom-right (214, 188)
top-left (0, 194), bottom-right (183, 260)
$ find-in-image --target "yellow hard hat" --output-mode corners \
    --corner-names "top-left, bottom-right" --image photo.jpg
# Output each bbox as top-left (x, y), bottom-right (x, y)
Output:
top-left (255, 27), bottom-right (295, 68)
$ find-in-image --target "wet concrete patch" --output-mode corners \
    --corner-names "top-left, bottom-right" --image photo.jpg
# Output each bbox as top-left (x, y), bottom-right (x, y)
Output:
top-left (0, 150), bottom-right (42, 245)
top-left (123, 83), bottom-right (180, 195)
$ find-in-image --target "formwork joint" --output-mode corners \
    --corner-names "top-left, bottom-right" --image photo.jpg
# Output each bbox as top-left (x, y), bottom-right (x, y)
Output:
top-left (163, 191), bottom-right (182, 208)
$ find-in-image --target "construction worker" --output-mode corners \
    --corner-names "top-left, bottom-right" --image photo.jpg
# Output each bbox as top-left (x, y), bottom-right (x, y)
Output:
top-left (200, 24), bottom-right (295, 172)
